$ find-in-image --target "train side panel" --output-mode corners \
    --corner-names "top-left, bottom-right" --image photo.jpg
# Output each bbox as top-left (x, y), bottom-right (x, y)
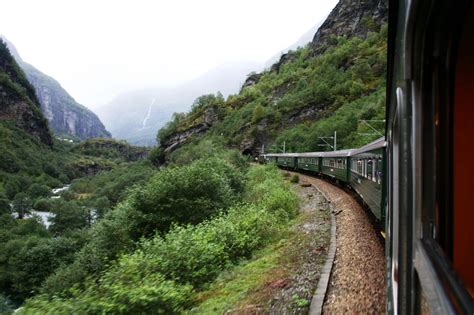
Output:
top-left (349, 148), bottom-right (384, 221)
top-left (296, 157), bottom-right (320, 173)
top-left (321, 157), bottom-right (349, 182)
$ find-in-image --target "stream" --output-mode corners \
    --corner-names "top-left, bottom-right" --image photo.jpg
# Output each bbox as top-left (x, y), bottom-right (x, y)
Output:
top-left (12, 185), bottom-right (70, 228)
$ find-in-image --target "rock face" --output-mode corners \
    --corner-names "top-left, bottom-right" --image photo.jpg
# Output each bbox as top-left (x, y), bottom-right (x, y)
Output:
top-left (0, 39), bottom-right (52, 145)
top-left (161, 105), bottom-right (219, 153)
top-left (311, 0), bottom-right (388, 55)
top-left (1, 36), bottom-right (111, 140)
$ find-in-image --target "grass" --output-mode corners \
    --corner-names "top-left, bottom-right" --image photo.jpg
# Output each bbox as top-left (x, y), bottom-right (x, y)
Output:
top-left (189, 236), bottom-right (289, 314)
top-left (190, 204), bottom-right (330, 314)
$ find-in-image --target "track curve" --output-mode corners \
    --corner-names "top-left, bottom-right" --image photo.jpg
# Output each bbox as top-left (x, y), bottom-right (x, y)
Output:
top-left (287, 172), bottom-right (386, 313)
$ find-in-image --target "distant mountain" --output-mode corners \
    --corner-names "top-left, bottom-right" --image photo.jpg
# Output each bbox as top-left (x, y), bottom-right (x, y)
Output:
top-left (1, 36), bottom-right (111, 140)
top-left (96, 61), bottom-right (260, 146)
top-left (263, 20), bottom-right (324, 69)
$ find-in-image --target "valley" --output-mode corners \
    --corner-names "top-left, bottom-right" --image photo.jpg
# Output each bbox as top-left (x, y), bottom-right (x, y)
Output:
top-left (0, 0), bottom-right (390, 313)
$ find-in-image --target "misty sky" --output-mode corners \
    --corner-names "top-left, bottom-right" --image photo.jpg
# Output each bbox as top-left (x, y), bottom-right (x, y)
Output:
top-left (0, 0), bottom-right (338, 109)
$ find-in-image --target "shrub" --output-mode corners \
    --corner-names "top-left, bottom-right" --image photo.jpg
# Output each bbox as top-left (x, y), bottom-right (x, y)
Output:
top-left (290, 174), bottom-right (299, 183)
top-left (25, 164), bottom-right (298, 312)
top-left (33, 198), bottom-right (53, 212)
top-left (28, 183), bottom-right (51, 199)
top-left (132, 157), bottom-right (244, 234)
top-left (49, 201), bottom-right (90, 235)
top-left (0, 199), bottom-right (10, 215)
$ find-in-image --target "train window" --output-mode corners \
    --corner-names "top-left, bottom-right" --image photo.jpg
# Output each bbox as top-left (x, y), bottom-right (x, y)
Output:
top-left (415, 1), bottom-right (474, 310)
top-left (452, 5), bottom-right (474, 297)
top-left (372, 159), bottom-right (377, 182)
top-left (367, 159), bottom-right (373, 180)
top-left (378, 157), bottom-right (383, 184)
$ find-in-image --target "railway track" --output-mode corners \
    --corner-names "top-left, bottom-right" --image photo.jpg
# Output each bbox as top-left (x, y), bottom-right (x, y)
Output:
top-left (286, 171), bottom-right (386, 313)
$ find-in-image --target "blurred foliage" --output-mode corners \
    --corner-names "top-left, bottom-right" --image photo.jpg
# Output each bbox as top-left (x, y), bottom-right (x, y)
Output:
top-left (21, 165), bottom-right (298, 313)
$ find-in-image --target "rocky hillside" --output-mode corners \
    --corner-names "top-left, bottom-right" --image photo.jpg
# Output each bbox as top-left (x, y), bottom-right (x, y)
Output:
top-left (0, 39), bottom-right (52, 146)
top-left (1, 36), bottom-right (111, 140)
top-left (72, 138), bottom-right (149, 162)
top-left (156, 0), bottom-right (388, 158)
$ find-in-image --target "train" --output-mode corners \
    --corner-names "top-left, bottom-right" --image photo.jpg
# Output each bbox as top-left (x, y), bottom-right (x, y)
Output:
top-left (262, 0), bottom-right (474, 313)
top-left (263, 137), bottom-right (386, 224)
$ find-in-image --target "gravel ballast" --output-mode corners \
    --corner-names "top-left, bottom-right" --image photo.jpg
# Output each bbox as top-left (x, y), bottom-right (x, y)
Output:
top-left (291, 173), bottom-right (386, 314)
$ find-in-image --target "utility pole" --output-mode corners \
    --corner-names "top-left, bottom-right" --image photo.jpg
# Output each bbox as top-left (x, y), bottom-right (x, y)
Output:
top-left (318, 132), bottom-right (337, 151)
top-left (270, 142), bottom-right (287, 153)
top-left (358, 119), bottom-right (385, 136)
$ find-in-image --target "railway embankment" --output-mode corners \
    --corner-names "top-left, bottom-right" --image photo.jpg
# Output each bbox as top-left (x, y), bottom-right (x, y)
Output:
top-left (192, 173), bottom-right (332, 313)
top-left (290, 173), bottom-right (386, 313)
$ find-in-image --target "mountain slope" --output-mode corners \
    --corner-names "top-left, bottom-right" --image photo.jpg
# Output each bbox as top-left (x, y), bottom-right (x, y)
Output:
top-left (96, 61), bottom-right (259, 146)
top-left (0, 39), bottom-right (51, 146)
top-left (1, 36), bottom-right (111, 140)
top-left (156, 0), bottom-right (388, 159)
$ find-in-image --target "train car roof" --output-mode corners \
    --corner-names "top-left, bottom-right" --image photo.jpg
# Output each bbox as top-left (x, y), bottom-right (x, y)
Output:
top-left (350, 137), bottom-right (386, 155)
top-left (262, 137), bottom-right (386, 158)
top-left (264, 149), bottom-right (353, 158)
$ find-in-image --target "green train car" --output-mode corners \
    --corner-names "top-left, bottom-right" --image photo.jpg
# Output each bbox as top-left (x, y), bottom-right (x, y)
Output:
top-left (349, 138), bottom-right (386, 221)
top-left (320, 150), bottom-right (352, 183)
top-left (263, 138), bottom-right (386, 225)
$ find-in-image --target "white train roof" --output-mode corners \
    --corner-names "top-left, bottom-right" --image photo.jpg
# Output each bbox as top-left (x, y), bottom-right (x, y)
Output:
top-left (263, 137), bottom-right (385, 158)
top-left (350, 137), bottom-right (386, 156)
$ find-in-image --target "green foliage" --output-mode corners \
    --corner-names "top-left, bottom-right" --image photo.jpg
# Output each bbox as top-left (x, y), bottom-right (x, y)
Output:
top-left (168, 138), bottom-right (248, 170)
top-left (72, 138), bottom-right (149, 162)
top-left (0, 294), bottom-right (15, 313)
top-left (33, 198), bottom-right (53, 212)
top-left (0, 213), bottom-right (87, 301)
top-left (27, 183), bottom-right (51, 200)
top-left (68, 160), bottom-right (155, 208)
top-left (22, 164), bottom-right (298, 313)
top-left (290, 174), bottom-right (299, 183)
top-left (39, 157), bottom-right (245, 296)
top-left (132, 157), bottom-right (244, 234)
top-left (251, 103), bottom-right (265, 123)
top-left (12, 193), bottom-right (32, 219)
top-left (274, 87), bottom-right (386, 152)
top-left (0, 199), bottom-right (10, 215)
top-left (49, 200), bottom-right (90, 235)
top-left (0, 121), bottom-right (74, 205)
top-left (155, 25), bottom-right (387, 156)
top-left (156, 112), bottom-right (186, 145)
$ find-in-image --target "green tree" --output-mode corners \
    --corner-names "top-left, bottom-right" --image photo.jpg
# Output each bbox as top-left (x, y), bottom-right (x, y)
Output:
top-left (12, 193), bottom-right (32, 219)
top-left (28, 183), bottom-right (51, 199)
top-left (94, 196), bottom-right (111, 219)
top-left (0, 198), bottom-right (11, 215)
top-left (252, 104), bottom-right (265, 123)
top-left (50, 201), bottom-right (89, 235)
top-left (33, 198), bottom-right (53, 212)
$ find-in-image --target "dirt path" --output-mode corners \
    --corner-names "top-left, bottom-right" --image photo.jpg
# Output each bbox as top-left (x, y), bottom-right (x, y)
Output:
top-left (287, 172), bottom-right (386, 314)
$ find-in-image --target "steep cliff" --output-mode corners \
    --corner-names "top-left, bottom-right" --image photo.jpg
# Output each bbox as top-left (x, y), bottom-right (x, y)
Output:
top-left (1, 36), bottom-right (111, 140)
top-left (0, 39), bottom-right (52, 145)
top-left (157, 0), bottom-right (388, 157)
